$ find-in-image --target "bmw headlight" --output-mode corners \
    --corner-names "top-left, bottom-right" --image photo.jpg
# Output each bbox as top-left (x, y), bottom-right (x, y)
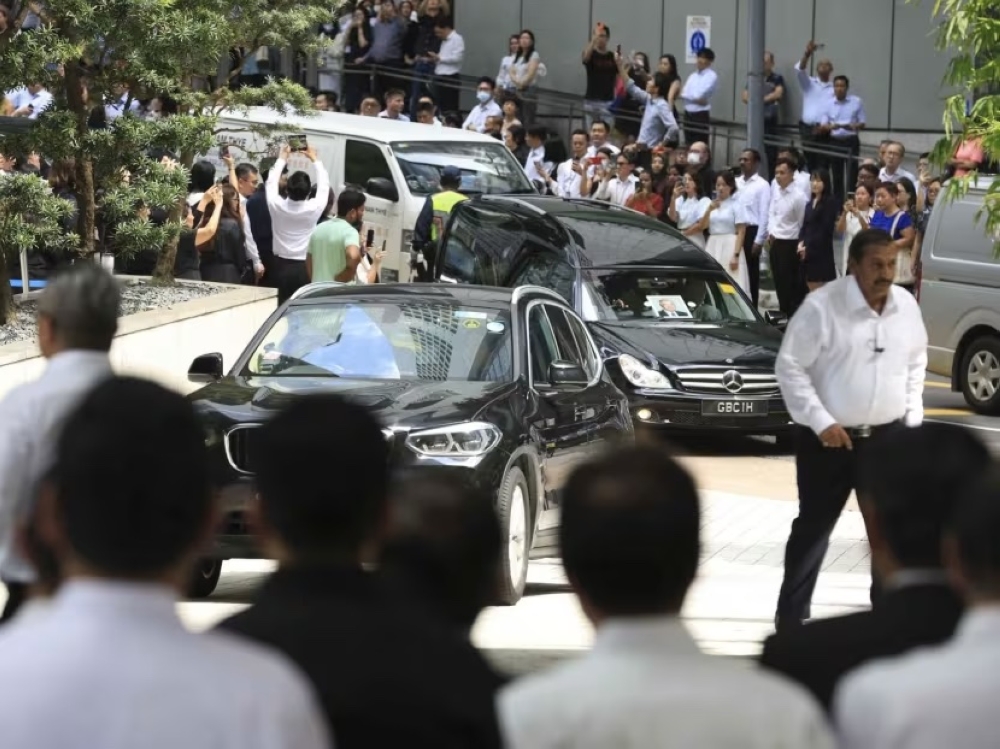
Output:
top-left (618, 354), bottom-right (674, 390)
top-left (406, 422), bottom-right (501, 457)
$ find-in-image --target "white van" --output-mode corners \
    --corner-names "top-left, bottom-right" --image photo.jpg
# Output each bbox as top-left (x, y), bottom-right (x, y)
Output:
top-left (206, 108), bottom-right (535, 282)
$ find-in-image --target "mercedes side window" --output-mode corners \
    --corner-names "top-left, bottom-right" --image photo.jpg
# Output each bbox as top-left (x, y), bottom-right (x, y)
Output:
top-left (344, 140), bottom-right (394, 188)
top-left (509, 249), bottom-right (576, 304)
top-left (527, 305), bottom-right (560, 386)
top-left (439, 206), bottom-right (524, 285)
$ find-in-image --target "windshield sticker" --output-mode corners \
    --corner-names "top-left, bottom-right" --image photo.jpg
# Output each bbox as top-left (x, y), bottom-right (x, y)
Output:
top-left (462, 319), bottom-right (482, 329)
top-left (646, 295), bottom-right (693, 319)
top-left (718, 283), bottom-right (737, 295)
top-left (454, 310), bottom-right (488, 319)
top-left (486, 321), bottom-right (505, 333)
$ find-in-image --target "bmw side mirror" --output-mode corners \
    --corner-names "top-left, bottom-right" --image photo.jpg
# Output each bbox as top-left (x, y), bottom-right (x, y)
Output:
top-left (549, 360), bottom-right (588, 388)
top-left (366, 177), bottom-right (399, 202)
top-left (188, 352), bottom-right (224, 383)
top-left (765, 310), bottom-right (788, 330)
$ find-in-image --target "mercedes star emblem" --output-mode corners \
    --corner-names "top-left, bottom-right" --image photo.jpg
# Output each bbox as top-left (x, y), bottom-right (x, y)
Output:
top-left (721, 370), bottom-right (744, 394)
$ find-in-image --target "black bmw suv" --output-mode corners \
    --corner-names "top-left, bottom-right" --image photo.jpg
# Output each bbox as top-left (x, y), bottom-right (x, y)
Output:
top-left (186, 282), bottom-right (631, 603)
top-left (435, 195), bottom-right (794, 441)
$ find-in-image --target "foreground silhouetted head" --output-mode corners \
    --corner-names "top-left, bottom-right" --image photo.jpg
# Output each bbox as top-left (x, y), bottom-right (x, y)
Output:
top-left (561, 445), bottom-right (700, 621)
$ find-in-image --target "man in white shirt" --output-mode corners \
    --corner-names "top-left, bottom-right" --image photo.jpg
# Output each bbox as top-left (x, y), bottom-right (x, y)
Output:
top-left (498, 445), bottom-right (835, 749)
top-left (767, 156), bottom-right (808, 316)
top-left (462, 76), bottom-right (502, 133)
top-left (0, 376), bottom-right (329, 749)
top-left (104, 84), bottom-right (141, 121)
top-left (0, 265), bottom-right (117, 622)
top-left (8, 82), bottom-right (52, 119)
top-left (378, 88), bottom-right (410, 121)
top-left (879, 141), bottom-right (917, 185)
top-left (266, 144), bottom-right (330, 304)
top-left (774, 228), bottom-right (927, 631)
top-left (834, 466), bottom-right (1000, 749)
top-left (540, 129), bottom-right (590, 199)
top-left (523, 124), bottom-right (550, 188)
top-left (794, 40), bottom-right (836, 170)
top-left (735, 148), bottom-right (771, 307)
top-left (593, 151), bottom-right (637, 206)
top-left (771, 147), bottom-right (811, 200)
top-left (584, 120), bottom-right (619, 181)
top-left (223, 157), bottom-right (266, 280)
top-left (430, 16), bottom-right (463, 114)
top-left (679, 47), bottom-right (718, 146)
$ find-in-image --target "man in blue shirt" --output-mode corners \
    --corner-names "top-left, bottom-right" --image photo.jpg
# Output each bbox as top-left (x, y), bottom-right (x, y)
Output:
top-left (615, 53), bottom-right (679, 171)
top-left (818, 75), bottom-right (866, 199)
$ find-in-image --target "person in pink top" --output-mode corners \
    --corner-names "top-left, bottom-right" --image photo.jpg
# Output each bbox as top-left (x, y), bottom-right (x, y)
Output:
top-left (950, 137), bottom-right (984, 177)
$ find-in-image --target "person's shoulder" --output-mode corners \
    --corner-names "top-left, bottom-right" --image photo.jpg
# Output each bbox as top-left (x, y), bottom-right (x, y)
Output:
top-left (498, 655), bottom-right (587, 725)
top-left (198, 628), bottom-right (316, 696)
top-left (836, 642), bottom-right (942, 712)
top-left (890, 284), bottom-right (922, 314)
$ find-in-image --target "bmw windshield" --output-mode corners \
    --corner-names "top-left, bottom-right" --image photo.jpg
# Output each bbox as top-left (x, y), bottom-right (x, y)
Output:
top-left (245, 301), bottom-right (514, 381)
top-left (393, 141), bottom-right (535, 196)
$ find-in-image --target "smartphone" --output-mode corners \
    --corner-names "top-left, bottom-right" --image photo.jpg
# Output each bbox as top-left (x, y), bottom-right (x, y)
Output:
top-left (289, 134), bottom-right (308, 151)
top-left (587, 156), bottom-right (603, 166)
top-left (220, 144), bottom-right (231, 159)
top-left (616, 44), bottom-right (621, 56)
top-left (366, 229), bottom-right (375, 247)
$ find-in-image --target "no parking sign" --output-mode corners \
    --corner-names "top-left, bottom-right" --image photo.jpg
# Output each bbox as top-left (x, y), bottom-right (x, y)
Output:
top-left (685, 15), bottom-right (711, 63)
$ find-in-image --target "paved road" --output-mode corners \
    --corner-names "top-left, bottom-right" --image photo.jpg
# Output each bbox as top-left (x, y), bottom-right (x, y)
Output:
top-left (923, 373), bottom-right (1000, 448)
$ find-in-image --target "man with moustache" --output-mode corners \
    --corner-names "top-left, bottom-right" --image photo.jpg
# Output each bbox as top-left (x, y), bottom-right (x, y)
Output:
top-left (773, 229), bottom-right (927, 632)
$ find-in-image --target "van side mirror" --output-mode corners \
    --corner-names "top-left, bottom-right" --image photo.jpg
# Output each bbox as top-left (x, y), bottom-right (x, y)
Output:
top-left (366, 177), bottom-right (399, 202)
top-left (765, 310), bottom-right (788, 330)
top-left (188, 352), bottom-right (224, 383)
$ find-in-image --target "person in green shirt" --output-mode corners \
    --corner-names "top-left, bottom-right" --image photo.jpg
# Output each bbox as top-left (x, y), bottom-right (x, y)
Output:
top-left (306, 190), bottom-right (365, 283)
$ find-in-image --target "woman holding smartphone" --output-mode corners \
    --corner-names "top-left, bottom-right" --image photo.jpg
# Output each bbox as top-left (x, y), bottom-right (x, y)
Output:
top-left (356, 236), bottom-right (386, 284)
top-left (836, 183), bottom-right (873, 276)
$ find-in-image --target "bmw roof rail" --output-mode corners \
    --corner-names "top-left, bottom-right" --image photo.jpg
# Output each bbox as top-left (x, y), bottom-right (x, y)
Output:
top-left (511, 284), bottom-right (570, 305)
top-left (288, 281), bottom-right (349, 302)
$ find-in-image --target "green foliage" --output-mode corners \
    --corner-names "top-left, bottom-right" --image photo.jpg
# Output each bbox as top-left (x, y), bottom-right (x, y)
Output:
top-left (0, 0), bottom-right (343, 281)
top-left (922, 0), bottom-right (1000, 243)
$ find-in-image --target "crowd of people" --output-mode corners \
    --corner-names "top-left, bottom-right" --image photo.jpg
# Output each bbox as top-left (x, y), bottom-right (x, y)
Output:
top-left (0, 257), bottom-right (996, 748)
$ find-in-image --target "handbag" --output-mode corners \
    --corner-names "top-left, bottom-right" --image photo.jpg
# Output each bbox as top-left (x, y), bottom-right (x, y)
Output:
top-left (890, 211), bottom-right (914, 286)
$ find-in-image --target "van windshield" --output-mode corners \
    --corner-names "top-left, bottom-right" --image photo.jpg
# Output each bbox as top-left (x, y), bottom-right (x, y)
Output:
top-left (393, 141), bottom-right (535, 196)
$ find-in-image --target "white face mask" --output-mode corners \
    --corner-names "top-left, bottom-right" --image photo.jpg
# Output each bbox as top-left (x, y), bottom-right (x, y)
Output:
top-left (687, 152), bottom-right (702, 165)
top-left (476, 90), bottom-right (492, 103)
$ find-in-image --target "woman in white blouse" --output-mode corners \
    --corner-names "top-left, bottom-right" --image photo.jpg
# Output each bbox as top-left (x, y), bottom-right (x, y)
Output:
top-left (509, 30), bottom-right (542, 123)
top-left (496, 34), bottom-right (519, 94)
top-left (835, 182), bottom-right (873, 276)
top-left (668, 172), bottom-right (710, 250)
top-left (695, 172), bottom-right (749, 294)
top-left (594, 153), bottom-right (637, 206)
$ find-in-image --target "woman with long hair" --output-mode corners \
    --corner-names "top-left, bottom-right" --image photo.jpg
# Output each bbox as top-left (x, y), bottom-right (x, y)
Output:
top-left (836, 182), bottom-right (873, 276)
top-left (197, 184), bottom-right (247, 284)
top-left (798, 168), bottom-right (839, 291)
top-left (696, 171), bottom-right (749, 294)
top-left (668, 172), bottom-right (710, 250)
top-left (656, 53), bottom-right (682, 117)
top-left (509, 30), bottom-right (541, 124)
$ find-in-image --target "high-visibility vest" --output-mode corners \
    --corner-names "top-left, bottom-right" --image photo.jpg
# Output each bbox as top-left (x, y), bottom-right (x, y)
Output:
top-left (430, 190), bottom-right (468, 241)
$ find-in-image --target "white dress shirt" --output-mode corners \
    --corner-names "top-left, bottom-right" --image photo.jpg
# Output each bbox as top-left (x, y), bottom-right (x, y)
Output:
top-left (378, 110), bottom-right (411, 122)
top-left (768, 182), bottom-right (807, 239)
top-left (462, 100), bottom-right (502, 133)
top-left (594, 175), bottom-right (637, 206)
top-left (0, 580), bottom-right (329, 749)
top-left (7, 87), bottom-right (53, 119)
top-left (776, 275), bottom-right (927, 435)
top-left (435, 31), bottom-right (464, 76)
top-left (736, 172), bottom-right (771, 244)
top-left (499, 616), bottom-right (834, 749)
top-left (794, 63), bottom-right (836, 124)
top-left (879, 166), bottom-right (918, 185)
top-left (105, 93), bottom-right (141, 121)
top-left (675, 195), bottom-right (711, 230)
top-left (771, 169), bottom-right (811, 201)
top-left (824, 94), bottom-right (866, 139)
top-left (266, 157), bottom-right (330, 261)
top-left (550, 158), bottom-right (585, 199)
top-left (238, 194), bottom-right (263, 270)
top-left (0, 351), bottom-right (112, 584)
top-left (523, 145), bottom-right (549, 185)
top-left (585, 143), bottom-right (620, 180)
top-left (680, 68), bottom-right (718, 113)
top-left (834, 606), bottom-right (1000, 749)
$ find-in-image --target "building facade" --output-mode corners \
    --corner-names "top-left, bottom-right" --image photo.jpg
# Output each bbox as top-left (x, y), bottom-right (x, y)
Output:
top-left (461, 0), bottom-right (951, 137)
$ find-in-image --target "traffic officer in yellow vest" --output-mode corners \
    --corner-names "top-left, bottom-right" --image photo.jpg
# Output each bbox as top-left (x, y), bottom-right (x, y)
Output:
top-left (411, 165), bottom-right (467, 280)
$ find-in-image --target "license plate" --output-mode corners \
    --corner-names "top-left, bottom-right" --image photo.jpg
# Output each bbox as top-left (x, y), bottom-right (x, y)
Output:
top-left (701, 399), bottom-right (769, 416)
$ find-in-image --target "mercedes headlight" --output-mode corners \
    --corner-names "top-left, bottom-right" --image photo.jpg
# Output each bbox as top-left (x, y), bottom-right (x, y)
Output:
top-left (406, 422), bottom-right (501, 457)
top-left (618, 354), bottom-right (674, 390)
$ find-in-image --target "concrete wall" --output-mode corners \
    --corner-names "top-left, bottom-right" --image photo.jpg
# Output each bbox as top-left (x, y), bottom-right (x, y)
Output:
top-left (460, 0), bottom-right (951, 133)
top-left (0, 284), bottom-right (277, 400)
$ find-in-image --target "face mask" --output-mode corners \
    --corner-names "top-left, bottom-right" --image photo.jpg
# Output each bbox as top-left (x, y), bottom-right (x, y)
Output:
top-left (687, 152), bottom-right (701, 165)
top-left (477, 91), bottom-right (492, 104)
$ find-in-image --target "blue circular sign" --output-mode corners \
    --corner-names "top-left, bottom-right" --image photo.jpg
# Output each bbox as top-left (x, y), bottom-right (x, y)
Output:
top-left (690, 30), bottom-right (706, 53)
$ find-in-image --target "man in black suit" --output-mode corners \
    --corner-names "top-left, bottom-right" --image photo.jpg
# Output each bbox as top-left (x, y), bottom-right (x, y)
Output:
top-left (245, 172), bottom-right (275, 287)
top-left (216, 395), bottom-right (504, 748)
top-left (759, 422), bottom-right (991, 711)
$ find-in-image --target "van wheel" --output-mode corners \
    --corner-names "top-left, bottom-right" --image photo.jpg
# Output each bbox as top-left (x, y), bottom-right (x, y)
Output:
top-left (496, 466), bottom-right (530, 606)
top-left (960, 335), bottom-right (1000, 415)
top-left (187, 559), bottom-right (222, 599)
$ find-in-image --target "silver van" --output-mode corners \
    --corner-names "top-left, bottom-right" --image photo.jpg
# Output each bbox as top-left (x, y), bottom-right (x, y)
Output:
top-left (920, 178), bottom-right (1000, 414)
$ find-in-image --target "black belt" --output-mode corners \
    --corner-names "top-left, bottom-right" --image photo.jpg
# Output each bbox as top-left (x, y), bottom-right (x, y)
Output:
top-left (843, 421), bottom-right (900, 439)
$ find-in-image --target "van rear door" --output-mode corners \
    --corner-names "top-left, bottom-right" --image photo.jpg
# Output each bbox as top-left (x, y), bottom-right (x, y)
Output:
top-left (343, 139), bottom-right (403, 282)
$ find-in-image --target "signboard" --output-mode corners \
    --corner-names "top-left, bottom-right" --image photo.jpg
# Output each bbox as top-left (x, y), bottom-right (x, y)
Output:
top-left (685, 15), bottom-right (711, 64)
